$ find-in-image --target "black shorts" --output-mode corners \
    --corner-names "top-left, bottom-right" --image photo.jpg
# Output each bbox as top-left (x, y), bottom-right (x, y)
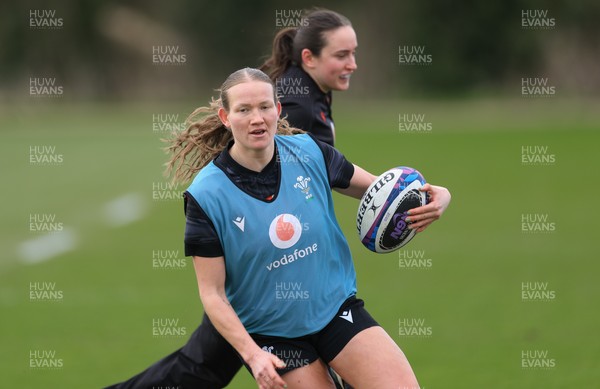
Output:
top-left (245, 296), bottom-right (378, 376)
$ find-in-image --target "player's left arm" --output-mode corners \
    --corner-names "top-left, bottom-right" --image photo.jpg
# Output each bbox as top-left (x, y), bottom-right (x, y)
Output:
top-left (334, 164), bottom-right (376, 199)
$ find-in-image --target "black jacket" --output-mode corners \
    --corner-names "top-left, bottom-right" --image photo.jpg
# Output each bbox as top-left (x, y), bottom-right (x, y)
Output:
top-left (278, 65), bottom-right (335, 146)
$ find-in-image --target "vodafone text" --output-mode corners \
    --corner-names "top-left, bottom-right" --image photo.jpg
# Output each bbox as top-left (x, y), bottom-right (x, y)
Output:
top-left (267, 243), bottom-right (318, 271)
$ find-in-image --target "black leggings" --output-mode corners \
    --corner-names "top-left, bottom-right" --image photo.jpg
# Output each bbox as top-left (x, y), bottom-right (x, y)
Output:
top-left (104, 313), bottom-right (241, 389)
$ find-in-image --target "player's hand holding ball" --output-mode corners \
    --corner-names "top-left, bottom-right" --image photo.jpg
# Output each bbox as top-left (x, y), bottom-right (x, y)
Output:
top-left (407, 183), bottom-right (451, 233)
top-left (357, 166), bottom-right (451, 253)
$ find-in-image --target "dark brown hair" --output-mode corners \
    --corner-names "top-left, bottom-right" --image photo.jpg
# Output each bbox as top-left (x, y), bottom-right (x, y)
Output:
top-left (260, 9), bottom-right (352, 80)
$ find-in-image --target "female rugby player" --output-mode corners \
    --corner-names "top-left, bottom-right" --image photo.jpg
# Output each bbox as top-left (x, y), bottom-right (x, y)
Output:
top-left (168, 67), bottom-right (450, 389)
top-left (106, 9), bottom-right (362, 389)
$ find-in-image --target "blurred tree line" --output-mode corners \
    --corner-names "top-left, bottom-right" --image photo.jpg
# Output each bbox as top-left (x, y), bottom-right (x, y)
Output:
top-left (1, 0), bottom-right (598, 101)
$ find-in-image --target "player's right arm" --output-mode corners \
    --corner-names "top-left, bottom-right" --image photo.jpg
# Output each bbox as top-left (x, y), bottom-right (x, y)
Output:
top-left (192, 255), bottom-right (287, 389)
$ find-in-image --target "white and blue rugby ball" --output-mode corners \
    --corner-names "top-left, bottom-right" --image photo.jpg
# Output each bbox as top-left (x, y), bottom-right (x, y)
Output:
top-left (357, 167), bottom-right (427, 253)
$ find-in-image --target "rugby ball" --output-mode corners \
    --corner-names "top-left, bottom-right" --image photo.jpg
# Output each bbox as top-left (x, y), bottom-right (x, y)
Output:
top-left (357, 167), bottom-right (427, 253)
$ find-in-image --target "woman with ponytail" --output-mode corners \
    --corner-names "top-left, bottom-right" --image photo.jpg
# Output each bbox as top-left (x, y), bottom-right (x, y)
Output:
top-left (106, 10), bottom-right (363, 389)
top-left (107, 67), bottom-right (449, 389)
top-left (170, 68), bottom-right (444, 389)
top-left (260, 9), bottom-right (357, 147)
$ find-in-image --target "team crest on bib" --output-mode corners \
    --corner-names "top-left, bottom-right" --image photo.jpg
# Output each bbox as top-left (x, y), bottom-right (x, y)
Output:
top-left (269, 214), bottom-right (302, 249)
top-left (294, 176), bottom-right (313, 200)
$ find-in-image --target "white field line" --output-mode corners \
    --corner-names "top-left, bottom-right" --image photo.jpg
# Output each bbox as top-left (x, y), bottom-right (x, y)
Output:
top-left (103, 192), bottom-right (148, 227)
top-left (17, 192), bottom-right (148, 264)
top-left (18, 228), bottom-right (78, 265)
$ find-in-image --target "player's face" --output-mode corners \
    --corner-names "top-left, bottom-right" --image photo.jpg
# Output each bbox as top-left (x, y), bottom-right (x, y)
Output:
top-left (305, 26), bottom-right (358, 92)
top-left (219, 80), bottom-right (281, 154)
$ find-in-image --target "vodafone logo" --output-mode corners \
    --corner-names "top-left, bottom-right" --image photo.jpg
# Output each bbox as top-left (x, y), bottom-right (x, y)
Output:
top-left (269, 214), bottom-right (302, 249)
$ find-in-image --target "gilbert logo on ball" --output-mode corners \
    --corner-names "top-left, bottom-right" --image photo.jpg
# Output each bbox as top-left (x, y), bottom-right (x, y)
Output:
top-left (357, 167), bottom-right (427, 253)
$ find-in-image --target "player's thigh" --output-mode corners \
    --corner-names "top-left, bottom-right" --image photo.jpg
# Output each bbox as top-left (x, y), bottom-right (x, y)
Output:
top-left (328, 326), bottom-right (419, 389)
top-left (281, 358), bottom-right (335, 389)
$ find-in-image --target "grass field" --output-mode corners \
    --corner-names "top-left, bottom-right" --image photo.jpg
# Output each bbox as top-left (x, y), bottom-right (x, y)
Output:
top-left (1, 98), bottom-right (599, 388)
